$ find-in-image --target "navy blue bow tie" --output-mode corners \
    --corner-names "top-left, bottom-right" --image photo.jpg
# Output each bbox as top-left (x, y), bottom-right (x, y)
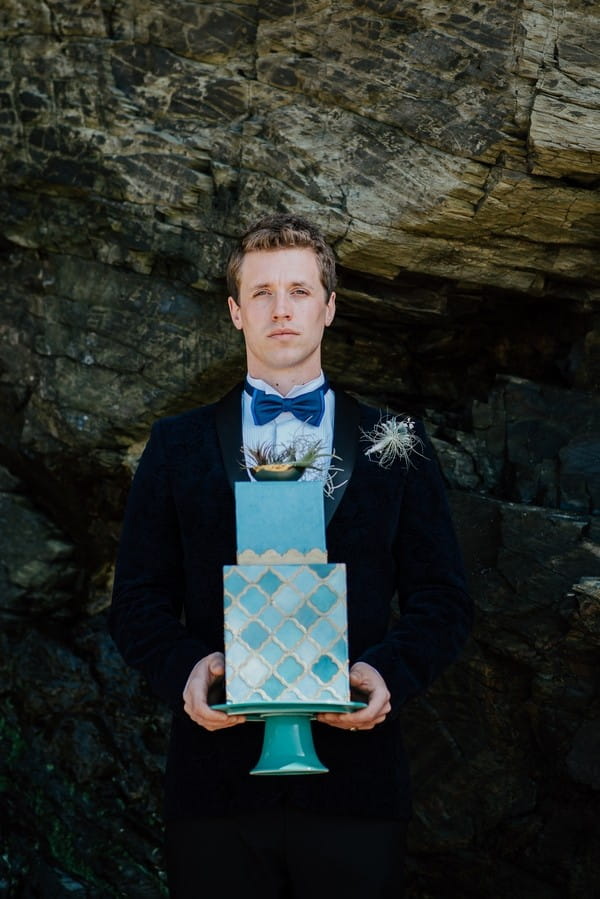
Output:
top-left (245, 379), bottom-right (329, 427)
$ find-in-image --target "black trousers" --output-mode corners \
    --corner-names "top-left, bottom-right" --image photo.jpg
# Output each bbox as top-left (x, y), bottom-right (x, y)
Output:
top-left (165, 802), bottom-right (407, 899)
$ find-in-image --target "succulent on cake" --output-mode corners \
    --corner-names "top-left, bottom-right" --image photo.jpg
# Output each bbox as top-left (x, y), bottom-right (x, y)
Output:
top-left (244, 438), bottom-right (328, 481)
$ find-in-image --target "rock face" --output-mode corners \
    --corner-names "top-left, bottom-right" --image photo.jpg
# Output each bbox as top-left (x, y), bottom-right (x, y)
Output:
top-left (0, 2), bottom-right (599, 897)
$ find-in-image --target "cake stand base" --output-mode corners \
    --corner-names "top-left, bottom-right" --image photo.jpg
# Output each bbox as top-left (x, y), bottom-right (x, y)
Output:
top-left (212, 701), bottom-right (365, 775)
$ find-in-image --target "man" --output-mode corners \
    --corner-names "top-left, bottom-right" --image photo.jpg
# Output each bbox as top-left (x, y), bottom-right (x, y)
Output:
top-left (109, 214), bottom-right (472, 898)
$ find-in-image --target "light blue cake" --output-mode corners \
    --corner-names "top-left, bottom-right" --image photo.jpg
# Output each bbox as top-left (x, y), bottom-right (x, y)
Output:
top-left (223, 481), bottom-right (351, 705)
top-left (235, 481), bottom-right (327, 564)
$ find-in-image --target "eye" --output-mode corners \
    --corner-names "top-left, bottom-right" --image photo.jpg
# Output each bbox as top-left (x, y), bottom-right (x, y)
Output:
top-left (292, 288), bottom-right (309, 296)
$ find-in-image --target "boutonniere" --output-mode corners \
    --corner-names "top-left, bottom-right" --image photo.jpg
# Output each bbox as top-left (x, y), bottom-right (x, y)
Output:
top-left (361, 415), bottom-right (423, 468)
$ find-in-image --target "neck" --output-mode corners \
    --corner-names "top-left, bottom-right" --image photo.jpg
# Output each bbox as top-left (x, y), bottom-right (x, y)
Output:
top-left (247, 366), bottom-right (322, 397)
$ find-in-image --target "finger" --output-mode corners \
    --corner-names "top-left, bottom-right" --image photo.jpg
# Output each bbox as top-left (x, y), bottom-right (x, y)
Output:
top-left (185, 703), bottom-right (245, 730)
top-left (350, 686), bottom-right (389, 711)
top-left (317, 700), bottom-right (389, 729)
top-left (316, 712), bottom-right (372, 729)
top-left (184, 697), bottom-right (242, 723)
top-left (201, 716), bottom-right (245, 732)
top-left (317, 715), bottom-right (386, 731)
top-left (351, 674), bottom-right (389, 697)
top-left (364, 688), bottom-right (390, 714)
top-left (348, 695), bottom-right (389, 722)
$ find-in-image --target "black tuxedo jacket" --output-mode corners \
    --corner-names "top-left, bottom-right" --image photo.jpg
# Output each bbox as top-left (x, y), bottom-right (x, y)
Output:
top-left (109, 385), bottom-right (472, 822)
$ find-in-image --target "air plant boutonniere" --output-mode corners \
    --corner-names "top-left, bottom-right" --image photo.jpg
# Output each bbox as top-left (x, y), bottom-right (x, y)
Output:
top-left (361, 415), bottom-right (423, 469)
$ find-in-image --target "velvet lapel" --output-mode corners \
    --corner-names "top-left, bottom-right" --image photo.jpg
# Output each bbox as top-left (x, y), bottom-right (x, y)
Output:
top-left (325, 387), bottom-right (360, 526)
top-left (215, 382), bottom-right (250, 486)
top-left (214, 381), bottom-right (359, 526)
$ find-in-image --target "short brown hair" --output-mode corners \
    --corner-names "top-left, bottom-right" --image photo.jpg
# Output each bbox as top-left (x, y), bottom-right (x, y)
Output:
top-left (226, 213), bottom-right (337, 301)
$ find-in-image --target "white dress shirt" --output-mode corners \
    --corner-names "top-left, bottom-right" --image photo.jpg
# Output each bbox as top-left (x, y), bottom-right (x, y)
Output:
top-left (242, 372), bottom-right (335, 482)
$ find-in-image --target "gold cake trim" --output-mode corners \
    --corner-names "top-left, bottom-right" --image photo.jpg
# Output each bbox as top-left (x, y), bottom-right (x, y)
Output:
top-left (236, 547), bottom-right (328, 565)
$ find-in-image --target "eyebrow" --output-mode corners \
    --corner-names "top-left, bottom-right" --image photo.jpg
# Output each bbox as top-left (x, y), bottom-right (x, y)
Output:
top-left (249, 280), bottom-right (315, 290)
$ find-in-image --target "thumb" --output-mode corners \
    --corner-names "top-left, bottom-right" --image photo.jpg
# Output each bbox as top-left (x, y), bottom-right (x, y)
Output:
top-left (350, 665), bottom-right (368, 687)
top-left (208, 657), bottom-right (225, 677)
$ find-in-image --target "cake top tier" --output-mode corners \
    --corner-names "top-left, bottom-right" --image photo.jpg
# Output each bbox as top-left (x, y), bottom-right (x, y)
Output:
top-left (235, 481), bottom-right (327, 564)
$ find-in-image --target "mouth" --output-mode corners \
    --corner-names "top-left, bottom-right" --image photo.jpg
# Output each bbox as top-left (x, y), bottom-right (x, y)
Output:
top-left (268, 329), bottom-right (299, 337)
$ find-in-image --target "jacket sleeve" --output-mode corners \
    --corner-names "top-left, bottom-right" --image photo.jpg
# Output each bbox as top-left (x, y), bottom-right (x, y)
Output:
top-left (109, 420), bottom-right (212, 710)
top-left (357, 421), bottom-right (473, 716)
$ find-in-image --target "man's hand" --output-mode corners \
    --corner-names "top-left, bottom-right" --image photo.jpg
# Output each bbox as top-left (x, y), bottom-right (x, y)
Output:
top-left (316, 661), bottom-right (391, 732)
top-left (183, 651), bottom-right (245, 731)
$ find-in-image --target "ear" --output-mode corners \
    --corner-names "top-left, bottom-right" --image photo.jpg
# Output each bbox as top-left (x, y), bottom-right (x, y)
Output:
top-left (325, 292), bottom-right (336, 327)
top-left (228, 296), bottom-right (243, 331)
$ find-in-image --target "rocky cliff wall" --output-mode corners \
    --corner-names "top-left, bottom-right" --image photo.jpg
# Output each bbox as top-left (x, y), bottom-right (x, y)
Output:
top-left (1, 1), bottom-right (599, 897)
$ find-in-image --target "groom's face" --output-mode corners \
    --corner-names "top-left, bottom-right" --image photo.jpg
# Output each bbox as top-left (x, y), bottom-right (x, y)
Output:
top-left (227, 247), bottom-right (336, 384)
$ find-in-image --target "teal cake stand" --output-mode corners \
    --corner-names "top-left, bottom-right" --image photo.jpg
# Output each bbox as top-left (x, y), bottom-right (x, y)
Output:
top-left (213, 701), bottom-right (366, 775)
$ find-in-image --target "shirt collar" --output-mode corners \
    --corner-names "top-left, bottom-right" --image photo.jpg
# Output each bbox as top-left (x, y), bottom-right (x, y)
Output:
top-left (245, 371), bottom-right (326, 399)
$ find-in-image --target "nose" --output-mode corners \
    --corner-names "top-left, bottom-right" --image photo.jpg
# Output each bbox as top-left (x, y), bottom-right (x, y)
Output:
top-left (272, 290), bottom-right (292, 320)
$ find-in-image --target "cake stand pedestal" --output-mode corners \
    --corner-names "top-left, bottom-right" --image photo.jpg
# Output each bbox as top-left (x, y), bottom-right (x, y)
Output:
top-left (213, 700), bottom-right (366, 775)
